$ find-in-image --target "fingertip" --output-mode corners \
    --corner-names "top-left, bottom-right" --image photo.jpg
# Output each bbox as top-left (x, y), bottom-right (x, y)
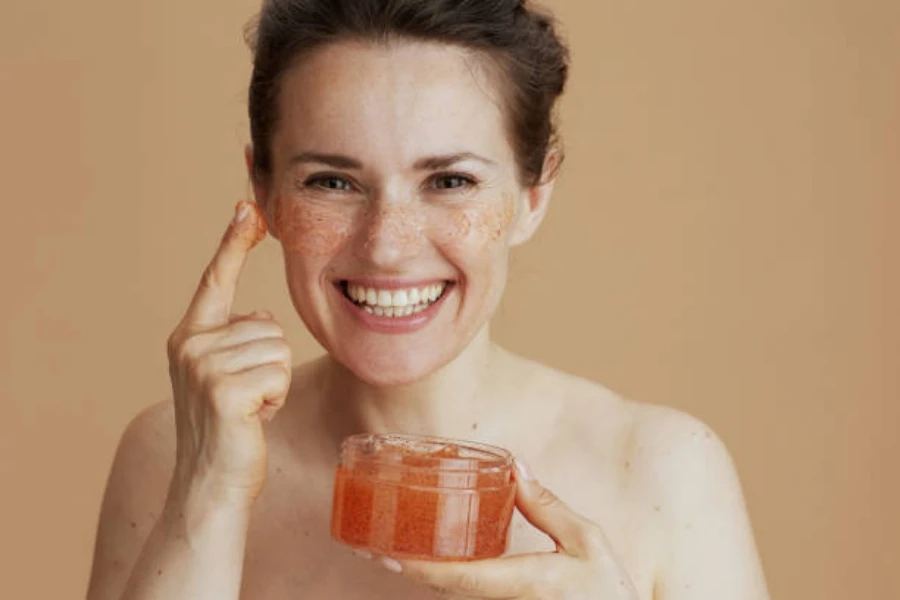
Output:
top-left (378, 556), bottom-right (403, 573)
top-left (232, 201), bottom-right (252, 225)
top-left (231, 201), bottom-right (268, 247)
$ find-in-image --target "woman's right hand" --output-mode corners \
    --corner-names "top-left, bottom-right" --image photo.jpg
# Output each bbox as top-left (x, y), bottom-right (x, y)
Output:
top-left (165, 201), bottom-right (291, 510)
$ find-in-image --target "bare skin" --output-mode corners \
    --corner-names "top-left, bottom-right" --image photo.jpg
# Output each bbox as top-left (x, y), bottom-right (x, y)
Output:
top-left (87, 40), bottom-right (769, 600)
top-left (89, 353), bottom-right (767, 600)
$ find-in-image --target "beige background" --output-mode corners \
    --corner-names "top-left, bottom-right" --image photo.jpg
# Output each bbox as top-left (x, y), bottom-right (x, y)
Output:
top-left (1, 0), bottom-right (896, 597)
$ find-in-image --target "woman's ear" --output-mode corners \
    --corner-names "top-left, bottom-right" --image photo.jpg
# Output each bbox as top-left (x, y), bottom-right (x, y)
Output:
top-left (244, 144), bottom-right (278, 239)
top-left (508, 147), bottom-right (561, 247)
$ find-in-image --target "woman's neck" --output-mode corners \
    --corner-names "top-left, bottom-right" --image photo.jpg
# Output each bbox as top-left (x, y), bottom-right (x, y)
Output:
top-left (319, 327), bottom-right (521, 443)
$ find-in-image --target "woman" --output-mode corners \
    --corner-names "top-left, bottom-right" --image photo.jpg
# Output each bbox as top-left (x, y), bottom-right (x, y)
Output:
top-left (87, 1), bottom-right (769, 598)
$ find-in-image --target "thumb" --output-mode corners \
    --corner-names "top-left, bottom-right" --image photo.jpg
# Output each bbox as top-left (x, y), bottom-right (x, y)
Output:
top-left (513, 459), bottom-right (605, 559)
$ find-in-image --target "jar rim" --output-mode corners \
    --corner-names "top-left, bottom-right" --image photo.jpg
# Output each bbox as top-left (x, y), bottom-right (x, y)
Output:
top-left (340, 433), bottom-right (513, 473)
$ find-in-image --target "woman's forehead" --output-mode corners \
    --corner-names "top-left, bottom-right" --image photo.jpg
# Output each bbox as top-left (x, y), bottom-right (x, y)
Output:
top-left (273, 40), bottom-right (515, 169)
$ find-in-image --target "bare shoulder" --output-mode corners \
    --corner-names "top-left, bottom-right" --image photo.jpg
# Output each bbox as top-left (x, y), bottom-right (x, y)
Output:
top-left (99, 401), bottom-right (176, 523)
top-left (531, 366), bottom-right (769, 597)
top-left (532, 362), bottom-right (739, 492)
top-left (542, 364), bottom-right (747, 513)
top-left (87, 401), bottom-right (176, 599)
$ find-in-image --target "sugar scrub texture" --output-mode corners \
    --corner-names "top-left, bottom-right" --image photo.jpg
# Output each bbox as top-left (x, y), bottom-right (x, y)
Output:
top-left (331, 435), bottom-right (516, 561)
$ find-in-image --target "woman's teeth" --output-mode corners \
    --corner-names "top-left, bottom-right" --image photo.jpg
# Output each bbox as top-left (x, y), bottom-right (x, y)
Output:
top-left (344, 282), bottom-right (448, 317)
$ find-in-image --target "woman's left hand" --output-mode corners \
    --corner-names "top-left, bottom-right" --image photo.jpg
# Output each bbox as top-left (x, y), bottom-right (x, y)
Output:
top-left (372, 461), bottom-right (640, 600)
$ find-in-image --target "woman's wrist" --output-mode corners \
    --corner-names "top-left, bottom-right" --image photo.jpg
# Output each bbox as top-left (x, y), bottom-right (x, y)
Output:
top-left (161, 476), bottom-right (254, 548)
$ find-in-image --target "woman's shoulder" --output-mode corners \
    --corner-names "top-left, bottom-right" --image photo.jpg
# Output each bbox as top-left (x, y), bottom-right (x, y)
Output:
top-left (522, 357), bottom-right (738, 493)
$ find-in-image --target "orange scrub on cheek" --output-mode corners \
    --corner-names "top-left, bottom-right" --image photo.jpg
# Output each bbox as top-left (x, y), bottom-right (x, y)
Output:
top-left (272, 196), bottom-right (354, 256)
top-left (331, 434), bottom-right (516, 561)
top-left (433, 191), bottom-right (518, 249)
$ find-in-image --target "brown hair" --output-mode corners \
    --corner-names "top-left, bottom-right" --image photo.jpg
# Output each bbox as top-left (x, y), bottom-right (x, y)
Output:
top-left (245, 0), bottom-right (569, 187)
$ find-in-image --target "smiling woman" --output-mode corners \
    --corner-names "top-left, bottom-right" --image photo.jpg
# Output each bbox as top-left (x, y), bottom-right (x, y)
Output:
top-left (84, 1), bottom-right (769, 600)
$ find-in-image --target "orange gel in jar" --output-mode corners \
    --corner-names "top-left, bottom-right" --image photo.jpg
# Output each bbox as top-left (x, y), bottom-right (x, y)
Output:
top-left (330, 433), bottom-right (516, 561)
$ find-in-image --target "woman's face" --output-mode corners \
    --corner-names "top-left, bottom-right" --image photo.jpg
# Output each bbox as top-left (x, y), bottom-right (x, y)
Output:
top-left (252, 40), bottom-right (552, 386)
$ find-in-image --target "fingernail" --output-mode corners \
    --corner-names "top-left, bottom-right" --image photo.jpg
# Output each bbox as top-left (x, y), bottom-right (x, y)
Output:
top-left (514, 458), bottom-right (535, 482)
top-left (378, 556), bottom-right (403, 573)
top-left (352, 548), bottom-right (373, 560)
top-left (233, 202), bottom-right (251, 224)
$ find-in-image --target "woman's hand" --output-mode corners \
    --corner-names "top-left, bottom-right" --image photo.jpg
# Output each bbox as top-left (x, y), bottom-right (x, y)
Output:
top-left (165, 201), bottom-right (291, 509)
top-left (376, 461), bottom-right (639, 600)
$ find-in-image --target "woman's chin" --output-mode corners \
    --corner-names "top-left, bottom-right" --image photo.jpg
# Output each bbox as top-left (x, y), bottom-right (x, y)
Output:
top-left (336, 352), bottom-right (447, 388)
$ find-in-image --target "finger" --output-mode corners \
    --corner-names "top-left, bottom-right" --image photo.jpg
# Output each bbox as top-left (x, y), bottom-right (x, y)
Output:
top-left (182, 201), bottom-right (268, 331)
top-left (210, 363), bottom-right (290, 420)
top-left (212, 317), bottom-right (285, 349)
top-left (207, 338), bottom-right (292, 375)
top-left (513, 460), bottom-right (607, 558)
top-left (231, 309), bottom-right (274, 323)
top-left (396, 552), bottom-right (565, 599)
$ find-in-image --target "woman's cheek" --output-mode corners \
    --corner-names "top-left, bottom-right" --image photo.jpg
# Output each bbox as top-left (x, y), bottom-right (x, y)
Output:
top-left (432, 192), bottom-right (518, 249)
top-left (272, 198), bottom-right (354, 256)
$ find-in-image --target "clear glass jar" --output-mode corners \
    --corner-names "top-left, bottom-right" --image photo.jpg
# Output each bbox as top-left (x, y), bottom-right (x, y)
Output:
top-left (330, 433), bottom-right (516, 561)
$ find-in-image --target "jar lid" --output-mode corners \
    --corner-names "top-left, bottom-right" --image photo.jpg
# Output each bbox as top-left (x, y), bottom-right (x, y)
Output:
top-left (340, 433), bottom-right (513, 475)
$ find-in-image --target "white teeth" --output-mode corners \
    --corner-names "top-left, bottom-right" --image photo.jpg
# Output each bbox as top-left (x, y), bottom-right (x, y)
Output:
top-left (345, 281), bottom-right (448, 315)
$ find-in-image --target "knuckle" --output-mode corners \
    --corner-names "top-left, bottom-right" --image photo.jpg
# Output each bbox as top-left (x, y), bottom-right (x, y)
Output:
top-left (536, 486), bottom-right (562, 509)
top-left (166, 331), bottom-right (181, 359)
top-left (179, 335), bottom-right (206, 362)
top-left (277, 341), bottom-right (293, 363)
top-left (205, 376), bottom-right (237, 409)
top-left (199, 265), bottom-right (220, 293)
top-left (273, 364), bottom-right (292, 389)
top-left (455, 572), bottom-right (482, 595)
top-left (188, 353), bottom-right (214, 386)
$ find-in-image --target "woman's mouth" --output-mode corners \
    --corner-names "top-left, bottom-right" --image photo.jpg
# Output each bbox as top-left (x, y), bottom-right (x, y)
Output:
top-left (339, 281), bottom-right (450, 318)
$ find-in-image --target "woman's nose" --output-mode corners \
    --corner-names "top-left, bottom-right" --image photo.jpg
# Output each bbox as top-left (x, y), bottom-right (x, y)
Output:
top-left (358, 200), bottom-right (427, 267)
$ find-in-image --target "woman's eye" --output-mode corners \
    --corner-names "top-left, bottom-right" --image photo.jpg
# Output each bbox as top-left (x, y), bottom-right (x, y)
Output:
top-left (307, 176), bottom-right (353, 191)
top-left (431, 174), bottom-right (476, 190)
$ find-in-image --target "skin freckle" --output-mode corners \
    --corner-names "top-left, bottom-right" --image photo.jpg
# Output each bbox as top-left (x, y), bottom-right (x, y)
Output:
top-left (363, 205), bottom-right (425, 253)
top-left (438, 192), bottom-right (517, 247)
top-left (273, 197), bottom-right (353, 256)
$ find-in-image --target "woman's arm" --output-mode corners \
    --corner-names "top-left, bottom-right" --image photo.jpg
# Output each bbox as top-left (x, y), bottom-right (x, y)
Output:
top-left (88, 202), bottom-right (289, 600)
top-left (85, 404), bottom-right (251, 600)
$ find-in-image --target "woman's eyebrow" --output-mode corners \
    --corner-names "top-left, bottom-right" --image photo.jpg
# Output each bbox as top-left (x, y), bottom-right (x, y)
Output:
top-left (288, 151), bottom-right (497, 171)
top-left (414, 152), bottom-right (497, 170)
top-left (289, 152), bottom-right (362, 169)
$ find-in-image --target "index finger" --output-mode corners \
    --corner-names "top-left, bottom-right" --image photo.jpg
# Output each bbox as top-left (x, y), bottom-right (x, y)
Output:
top-left (181, 201), bottom-right (267, 331)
